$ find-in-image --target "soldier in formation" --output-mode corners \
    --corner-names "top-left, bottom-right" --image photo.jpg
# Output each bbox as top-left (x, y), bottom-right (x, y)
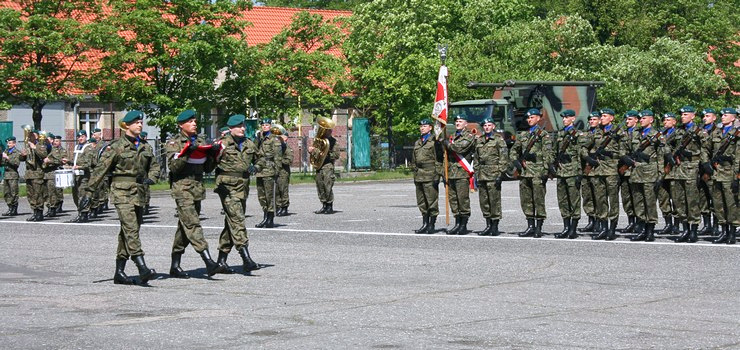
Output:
top-left (276, 130), bottom-right (293, 217)
top-left (552, 110), bottom-right (583, 239)
top-left (442, 115), bottom-right (475, 235)
top-left (139, 131), bottom-right (159, 215)
top-left (474, 117), bottom-right (508, 236)
top-left (254, 118), bottom-right (281, 227)
top-left (23, 129), bottom-right (49, 222)
top-left (1, 136), bottom-right (21, 216)
top-left (618, 110), bottom-right (640, 233)
top-left (310, 125), bottom-right (340, 215)
top-left (579, 112), bottom-right (601, 233)
top-left (42, 134), bottom-right (66, 217)
top-left (411, 119), bottom-right (443, 234)
top-left (70, 130), bottom-right (95, 223)
top-left (704, 108), bottom-right (738, 244)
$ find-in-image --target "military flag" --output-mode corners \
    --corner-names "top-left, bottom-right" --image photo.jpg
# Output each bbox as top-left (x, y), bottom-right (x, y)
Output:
top-left (432, 64), bottom-right (448, 138)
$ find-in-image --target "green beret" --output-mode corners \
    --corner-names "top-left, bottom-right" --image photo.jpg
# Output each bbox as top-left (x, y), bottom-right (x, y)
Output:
top-left (663, 112), bottom-right (676, 119)
top-left (679, 105), bottom-right (695, 113)
top-left (89, 137), bottom-right (97, 143)
top-left (47, 133), bottom-right (55, 139)
top-left (76, 130), bottom-right (87, 137)
top-left (177, 109), bottom-right (197, 123)
top-left (639, 110), bottom-right (654, 117)
top-left (526, 108), bottom-right (542, 117)
top-left (481, 117), bottom-right (495, 125)
top-left (560, 109), bottom-right (576, 118)
top-left (588, 111), bottom-right (600, 119)
top-left (600, 108), bottom-right (615, 116)
top-left (701, 108), bottom-right (716, 115)
top-left (6, 136), bottom-right (16, 142)
top-left (260, 118), bottom-right (273, 125)
top-left (721, 107), bottom-right (738, 115)
top-left (140, 131), bottom-right (148, 138)
top-left (93, 128), bottom-right (102, 133)
top-left (454, 115), bottom-right (467, 121)
top-left (53, 135), bottom-right (62, 140)
top-left (419, 118), bottom-right (433, 126)
top-left (122, 110), bottom-right (143, 124)
top-left (624, 110), bottom-right (639, 118)
top-left (227, 114), bottom-right (246, 127)
top-left (219, 126), bottom-right (229, 133)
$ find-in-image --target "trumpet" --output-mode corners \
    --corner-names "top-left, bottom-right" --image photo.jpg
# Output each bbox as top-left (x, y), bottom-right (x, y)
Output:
top-left (309, 116), bottom-right (336, 168)
top-left (270, 123), bottom-right (286, 136)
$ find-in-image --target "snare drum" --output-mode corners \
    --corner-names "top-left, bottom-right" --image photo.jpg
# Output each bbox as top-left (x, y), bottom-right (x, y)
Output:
top-left (73, 169), bottom-right (84, 176)
top-left (54, 169), bottom-right (75, 188)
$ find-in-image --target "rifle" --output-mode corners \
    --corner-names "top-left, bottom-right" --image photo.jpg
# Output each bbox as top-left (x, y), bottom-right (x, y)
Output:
top-left (618, 130), bottom-right (663, 176)
top-left (549, 127), bottom-right (578, 178)
top-left (506, 128), bottom-right (543, 179)
top-left (584, 126), bottom-right (619, 175)
top-left (710, 127), bottom-right (740, 169)
top-left (664, 126), bottom-right (703, 174)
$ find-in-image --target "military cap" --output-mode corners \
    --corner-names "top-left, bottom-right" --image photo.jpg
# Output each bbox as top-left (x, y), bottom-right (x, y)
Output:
top-left (227, 114), bottom-right (246, 127)
top-left (53, 135), bottom-right (62, 140)
top-left (93, 128), bottom-right (102, 133)
top-left (481, 117), bottom-right (495, 125)
top-left (624, 110), bottom-right (639, 118)
top-left (526, 108), bottom-right (542, 117)
top-left (140, 131), bottom-right (148, 138)
top-left (588, 111), bottom-right (601, 119)
top-left (6, 136), bottom-right (16, 142)
top-left (639, 110), bottom-right (654, 117)
top-left (89, 137), bottom-right (97, 143)
top-left (600, 108), bottom-right (615, 116)
top-left (560, 109), bottom-right (576, 118)
top-left (679, 105), bottom-right (695, 113)
top-left (419, 118), bottom-right (433, 126)
top-left (454, 115), bottom-right (467, 121)
top-left (260, 118), bottom-right (273, 125)
top-left (721, 107), bottom-right (738, 115)
top-left (47, 133), bottom-right (55, 139)
top-left (76, 130), bottom-right (87, 137)
top-left (122, 110), bottom-right (144, 124)
top-left (176, 109), bottom-right (197, 123)
top-left (701, 108), bottom-right (716, 115)
top-left (663, 112), bottom-right (676, 119)
top-left (219, 126), bottom-right (229, 133)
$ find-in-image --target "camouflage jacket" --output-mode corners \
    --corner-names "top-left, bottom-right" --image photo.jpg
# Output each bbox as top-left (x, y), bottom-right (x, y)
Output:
top-left (43, 145), bottom-right (66, 180)
top-left (412, 133), bottom-right (443, 183)
top-left (666, 123), bottom-right (708, 181)
top-left (255, 131), bottom-right (282, 178)
top-left (166, 132), bottom-right (216, 202)
top-left (553, 126), bottom-right (583, 178)
top-left (474, 133), bottom-right (508, 181)
top-left (1, 147), bottom-right (21, 180)
top-left (89, 135), bottom-right (159, 206)
top-left (705, 125), bottom-right (740, 182)
top-left (587, 125), bottom-right (625, 176)
top-left (445, 129), bottom-right (476, 179)
top-left (72, 142), bottom-right (96, 176)
top-left (660, 127), bottom-right (681, 180)
top-left (510, 126), bottom-right (552, 178)
top-left (278, 139), bottom-right (293, 174)
top-left (23, 141), bottom-right (49, 180)
top-left (618, 126), bottom-right (639, 177)
top-left (580, 127), bottom-right (600, 177)
top-left (216, 134), bottom-right (253, 176)
top-left (140, 141), bottom-right (160, 181)
top-left (629, 127), bottom-right (664, 184)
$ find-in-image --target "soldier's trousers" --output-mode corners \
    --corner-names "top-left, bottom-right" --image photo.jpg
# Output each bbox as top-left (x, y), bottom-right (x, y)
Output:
top-left (582, 176), bottom-right (596, 216)
top-left (698, 178), bottom-right (713, 216)
top-left (478, 180), bottom-right (501, 219)
top-left (92, 177), bottom-right (109, 209)
top-left (315, 167), bottom-right (335, 204)
top-left (415, 181), bottom-right (439, 217)
top-left (256, 177), bottom-right (276, 212)
top-left (519, 177), bottom-right (546, 219)
top-left (276, 170), bottom-right (290, 208)
top-left (632, 182), bottom-right (658, 224)
top-left (172, 199), bottom-right (209, 254)
top-left (73, 176), bottom-right (91, 212)
top-left (44, 178), bottom-right (60, 209)
top-left (26, 178), bottom-right (45, 210)
top-left (218, 191), bottom-right (249, 253)
top-left (3, 179), bottom-right (18, 206)
top-left (593, 175), bottom-right (619, 221)
top-left (711, 181), bottom-right (739, 225)
top-left (144, 184), bottom-right (151, 207)
top-left (620, 176), bottom-right (635, 217)
top-left (658, 181), bottom-right (673, 218)
top-left (557, 177), bottom-right (581, 219)
top-left (115, 203), bottom-right (145, 259)
top-left (670, 179), bottom-right (701, 224)
top-left (448, 178), bottom-right (471, 217)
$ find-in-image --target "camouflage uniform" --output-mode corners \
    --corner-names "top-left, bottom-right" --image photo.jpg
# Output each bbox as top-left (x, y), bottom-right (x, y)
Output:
top-left (1, 146), bottom-right (21, 215)
top-left (475, 131), bottom-right (508, 236)
top-left (627, 126), bottom-right (664, 241)
top-left (697, 122), bottom-right (718, 234)
top-left (72, 142), bottom-right (95, 214)
top-left (43, 143), bottom-right (65, 215)
top-left (579, 126), bottom-right (599, 232)
top-left (90, 141), bottom-right (110, 213)
top-left (553, 125), bottom-right (583, 238)
top-left (588, 124), bottom-right (625, 239)
top-left (275, 137), bottom-right (293, 215)
top-left (668, 122), bottom-right (707, 242)
top-left (23, 140), bottom-right (49, 220)
top-left (411, 131), bottom-right (443, 234)
top-left (619, 125), bottom-right (638, 231)
top-left (140, 139), bottom-right (158, 210)
top-left (704, 124), bottom-right (739, 244)
top-left (444, 128), bottom-right (476, 233)
top-left (658, 127), bottom-right (679, 233)
top-left (215, 133), bottom-right (253, 253)
top-left (255, 130), bottom-right (282, 226)
top-left (312, 136), bottom-right (340, 213)
top-left (511, 125), bottom-right (552, 237)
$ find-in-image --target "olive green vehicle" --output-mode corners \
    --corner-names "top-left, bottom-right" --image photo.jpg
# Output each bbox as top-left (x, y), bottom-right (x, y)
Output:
top-left (448, 80), bottom-right (605, 147)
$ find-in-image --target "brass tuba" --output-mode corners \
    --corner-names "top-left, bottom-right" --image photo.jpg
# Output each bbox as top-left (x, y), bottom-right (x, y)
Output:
top-left (21, 124), bottom-right (33, 146)
top-left (270, 123), bottom-right (286, 136)
top-left (309, 116), bottom-right (335, 168)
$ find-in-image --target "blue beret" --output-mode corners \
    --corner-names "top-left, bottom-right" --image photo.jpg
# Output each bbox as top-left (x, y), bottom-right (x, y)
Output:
top-left (76, 130), bottom-right (87, 137)
top-left (260, 118), bottom-right (273, 125)
top-left (177, 109), bottom-right (197, 123)
top-left (6, 136), bottom-right (16, 141)
top-left (481, 117), bottom-right (495, 125)
top-left (639, 110), bottom-right (654, 117)
top-left (419, 118), bottom-right (433, 126)
top-left (588, 111), bottom-right (600, 119)
top-left (721, 107), bottom-right (738, 115)
top-left (624, 110), bottom-right (639, 118)
top-left (560, 109), bottom-right (576, 118)
top-left (227, 114), bottom-right (246, 127)
top-left (122, 110), bottom-right (143, 124)
top-left (600, 108), bottom-right (615, 116)
top-left (140, 131), bottom-right (148, 138)
top-left (701, 108), bottom-right (716, 115)
top-left (679, 105), bottom-right (696, 113)
top-left (454, 115), bottom-right (467, 121)
top-left (526, 108), bottom-right (542, 117)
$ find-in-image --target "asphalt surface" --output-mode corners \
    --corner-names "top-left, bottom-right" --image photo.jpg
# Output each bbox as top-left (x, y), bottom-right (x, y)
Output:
top-left (1, 179), bottom-right (738, 349)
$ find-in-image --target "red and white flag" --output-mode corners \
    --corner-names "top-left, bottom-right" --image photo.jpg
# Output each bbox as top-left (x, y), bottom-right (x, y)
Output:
top-left (432, 65), bottom-right (448, 138)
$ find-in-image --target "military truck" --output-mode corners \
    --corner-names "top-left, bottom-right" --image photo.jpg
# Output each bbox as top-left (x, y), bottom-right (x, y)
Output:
top-left (448, 80), bottom-right (605, 146)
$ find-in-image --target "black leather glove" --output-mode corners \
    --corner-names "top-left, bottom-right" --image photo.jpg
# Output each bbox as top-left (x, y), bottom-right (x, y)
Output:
top-left (523, 152), bottom-right (536, 161)
top-left (540, 175), bottom-right (549, 183)
top-left (575, 175), bottom-right (582, 188)
top-left (733, 179), bottom-right (739, 194)
top-left (679, 149), bottom-right (693, 158)
top-left (634, 151), bottom-right (650, 162)
top-left (620, 155), bottom-right (636, 167)
top-left (653, 179), bottom-right (664, 192)
top-left (596, 149), bottom-right (613, 159)
top-left (701, 162), bottom-right (714, 176)
top-left (548, 164), bottom-right (558, 176)
top-left (558, 153), bottom-right (572, 163)
top-left (585, 156), bottom-right (599, 167)
top-left (247, 164), bottom-right (257, 175)
top-left (208, 144), bottom-right (221, 157)
top-left (184, 142), bottom-right (198, 155)
top-left (664, 154), bottom-right (676, 165)
top-left (494, 176), bottom-right (503, 190)
top-left (715, 154), bottom-right (733, 163)
top-left (144, 178), bottom-right (156, 185)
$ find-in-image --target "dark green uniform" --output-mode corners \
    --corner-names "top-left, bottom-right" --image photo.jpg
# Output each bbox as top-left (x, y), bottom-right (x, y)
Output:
top-left (658, 127), bottom-right (679, 233)
top-left (72, 142), bottom-right (95, 216)
top-left (23, 140), bottom-right (49, 220)
top-left (697, 122), bottom-right (719, 234)
top-left (312, 136), bottom-right (339, 213)
top-left (704, 124), bottom-right (739, 244)
top-left (589, 124), bottom-right (625, 239)
top-left (619, 126), bottom-right (638, 231)
top-left (553, 125), bottom-right (583, 238)
top-left (43, 143), bottom-right (65, 215)
top-left (1, 146), bottom-right (21, 215)
top-left (511, 125), bottom-right (552, 236)
top-left (444, 129), bottom-right (475, 222)
top-left (215, 133), bottom-right (252, 253)
top-left (276, 137), bottom-right (293, 215)
top-left (411, 132), bottom-right (443, 234)
top-left (255, 130), bottom-right (281, 226)
top-left (475, 132), bottom-right (508, 236)
top-left (669, 122), bottom-right (707, 242)
top-left (579, 126), bottom-right (599, 232)
top-left (627, 126), bottom-right (664, 241)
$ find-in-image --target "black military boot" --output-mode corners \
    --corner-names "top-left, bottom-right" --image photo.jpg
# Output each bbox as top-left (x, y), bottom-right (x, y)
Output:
top-left (478, 218), bottom-right (492, 236)
top-left (676, 221), bottom-right (691, 242)
top-left (200, 250), bottom-right (226, 276)
top-left (457, 216), bottom-right (469, 235)
top-left (314, 203), bottom-right (327, 214)
top-left (688, 224), bottom-right (699, 243)
top-left (325, 203), bottom-right (335, 214)
top-left (579, 216), bottom-right (595, 232)
top-left (567, 218), bottom-right (579, 239)
top-left (620, 216), bottom-right (636, 233)
top-left (632, 220), bottom-right (645, 238)
top-left (593, 219), bottom-right (609, 240)
top-left (713, 224), bottom-right (729, 244)
top-left (113, 258), bottom-right (135, 285)
top-left (447, 216), bottom-right (461, 235)
top-left (255, 211), bottom-right (268, 228)
top-left (644, 223), bottom-right (656, 242)
top-left (144, 205), bottom-right (150, 215)
top-left (490, 220), bottom-right (500, 236)
top-left (605, 219), bottom-right (618, 240)
top-left (131, 255), bottom-right (156, 285)
top-left (556, 218), bottom-right (570, 239)
top-left (518, 218), bottom-right (535, 237)
top-left (57, 201), bottom-right (63, 213)
top-left (26, 209), bottom-right (39, 222)
top-left (712, 216), bottom-right (720, 236)
top-left (699, 214), bottom-right (712, 235)
top-left (264, 212), bottom-right (275, 228)
top-left (630, 220), bottom-right (647, 241)
top-left (44, 207), bottom-right (53, 217)
top-left (78, 211), bottom-right (89, 223)
top-left (89, 206), bottom-right (98, 219)
top-left (533, 219), bottom-right (544, 238)
top-left (415, 215), bottom-right (429, 234)
top-left (728, 225), bottom-right (737, 245)
top-left (47, 207), bottom-right (57, 218)
top-left (216, 251), bottom-right (235, 274)
top-left (238, 245), bottom-right (261, 272)
top-left (591, 218), bottom-right (602, 234)
top-left (169, 252), bottom-right (189, 279)
top-left (657, 216), bottom-right (673, 235)
top-left (2, 205), bottom-right (13, 216)
top-left (425, 216), bottom-right (437, 234)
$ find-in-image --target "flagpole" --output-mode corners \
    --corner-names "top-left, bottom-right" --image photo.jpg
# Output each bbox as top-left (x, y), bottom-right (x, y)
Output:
top-left (437, 44), bottom-right (450, 226)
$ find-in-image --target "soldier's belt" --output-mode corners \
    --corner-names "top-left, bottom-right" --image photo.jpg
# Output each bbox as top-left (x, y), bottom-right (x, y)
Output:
top-left (415, 162), bottom-right (436, 168)
top-left (171, 174), bottom-right (203, 182)
top-left (112, 175), bottom-right (145, 184)
top-left (217, 171), bottom-right (249, 178)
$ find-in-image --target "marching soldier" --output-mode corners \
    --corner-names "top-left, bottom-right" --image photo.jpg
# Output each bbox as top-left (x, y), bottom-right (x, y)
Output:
top-left (511, 109), bottom-right (552, 238)
top-left (657, 113), bottom-right (679, 235)
top-left (86, 111), bottom-right (157, 285)
top-left (275, 131), bottom-right (293, 217)
top-left (22, 130), bottom-right (49, 222)
top-left (42, 135), bottom-right (66, 217)
top-left (90, 128), bottom-right (110, 217)
top-left (579, 111), bottom-right (601, 232)
top-left (588, 108), bottom-right (625, 240)
top-left (618, 110), bottom-right (640, 233)
top-left (139, 131), bottom-right (159, 215)
top-left (625, 110), bottom-right (664, 241)
top-left (703, 108), bottom-right (738, 244)
top-left (1, 136), bottom-right (21, 216)
top-left (411, 119), bottom-right (443, 234)
top-left (214, 114), bottom-right (260, 274)
top-left (698, 108), bottom-right (719, 235)
top-left (70, 130), bottom-right (94, 223)
top-left (671, 106), bottom-right (706, 243)
top-left (254, 118), bottom-right (281, 227)
top-left (552, 110), bottom-right (583, 239)
top-left (475, 117), bottom-right (508, 236)
top-left (310, 124), bottom-right (340, 215)
top-left (166, 109), bottom-right (226, 278)
top-left (442, 115), bottom-right (476, 235)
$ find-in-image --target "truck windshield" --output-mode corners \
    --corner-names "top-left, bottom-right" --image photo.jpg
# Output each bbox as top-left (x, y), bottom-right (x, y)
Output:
top-left (448, 104), bottom-right (505, 126)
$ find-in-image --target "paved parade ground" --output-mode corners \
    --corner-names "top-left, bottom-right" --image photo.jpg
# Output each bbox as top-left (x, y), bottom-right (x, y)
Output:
top-left (1, 179), bottom-right (738, 349)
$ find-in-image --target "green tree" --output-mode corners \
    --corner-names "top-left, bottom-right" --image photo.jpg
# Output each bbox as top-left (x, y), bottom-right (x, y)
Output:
top-left (260, 0), bottom-right (363, 10)
top-left (0, 0), bottom-right (116, 129)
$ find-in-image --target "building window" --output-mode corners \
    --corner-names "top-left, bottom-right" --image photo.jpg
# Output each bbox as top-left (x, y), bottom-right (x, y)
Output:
top-left (78, 109), bottom-right (101, 135)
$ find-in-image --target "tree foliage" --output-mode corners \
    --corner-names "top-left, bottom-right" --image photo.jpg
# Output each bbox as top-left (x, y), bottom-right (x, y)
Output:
top-left (260, 0), bottom-right (363, 10)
